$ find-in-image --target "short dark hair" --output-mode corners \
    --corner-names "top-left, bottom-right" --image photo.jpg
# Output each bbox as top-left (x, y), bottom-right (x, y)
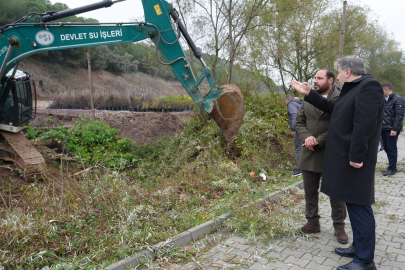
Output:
top-left (381, 82), bottom-right (392, 90)
top-left (318, 68), bottom-right (335, 83)
top-left (285, 95), bottom-right (294, 101)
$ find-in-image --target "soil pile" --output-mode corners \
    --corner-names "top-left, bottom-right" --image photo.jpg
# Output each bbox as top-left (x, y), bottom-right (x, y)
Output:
top-left (30, 111), bottom-right (190, 144)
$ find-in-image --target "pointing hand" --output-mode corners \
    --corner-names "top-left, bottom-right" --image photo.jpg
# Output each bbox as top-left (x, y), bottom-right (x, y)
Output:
top-left (290, 81), bottom-right (311, 95)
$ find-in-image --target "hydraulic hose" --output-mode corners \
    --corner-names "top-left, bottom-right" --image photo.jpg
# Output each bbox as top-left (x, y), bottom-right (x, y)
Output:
top-left (170, 10), bottom-right (202, 60)
top-left (42, 0), bottom-right (114, 23)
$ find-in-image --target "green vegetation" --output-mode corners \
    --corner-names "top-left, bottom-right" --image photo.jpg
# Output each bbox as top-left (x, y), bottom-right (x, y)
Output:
top-left (0, 92), bottom-right (304, 269)
top-left (26, 119), bottom-right (136, 169)
top-left (150, 95), bottom-right (195, 109)
top-left (50, 93), bottom-right (197, 110)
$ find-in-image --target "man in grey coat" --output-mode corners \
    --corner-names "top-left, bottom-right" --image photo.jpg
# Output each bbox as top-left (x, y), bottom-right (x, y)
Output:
top-left (295, 68), bottom-right (347, 244)
top-left (286, 95), bottom-right (303, 176)
top-left (291, 56), bottom-right (384, 270)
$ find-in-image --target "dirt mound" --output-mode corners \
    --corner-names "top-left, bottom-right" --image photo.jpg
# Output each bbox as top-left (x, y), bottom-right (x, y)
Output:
top-left (31, 111), bottom-right (190, 144)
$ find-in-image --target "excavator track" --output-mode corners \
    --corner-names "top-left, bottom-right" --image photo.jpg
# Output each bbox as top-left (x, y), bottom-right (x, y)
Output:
top-left (0, 131), bottom-right (45, 177)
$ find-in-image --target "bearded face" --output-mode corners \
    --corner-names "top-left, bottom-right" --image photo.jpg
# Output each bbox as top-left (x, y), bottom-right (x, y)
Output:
top-left (314, 80), bottom-right (330, 94)
top-left (314, 70), bottom-right (332, 95)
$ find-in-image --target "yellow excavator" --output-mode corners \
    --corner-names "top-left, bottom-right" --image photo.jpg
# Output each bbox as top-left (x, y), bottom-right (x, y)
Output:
top-left (0, 0), bottom-right (244, 176)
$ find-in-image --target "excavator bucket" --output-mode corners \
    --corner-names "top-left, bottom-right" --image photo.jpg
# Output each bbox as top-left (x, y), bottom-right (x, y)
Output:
top-left (208, 84), bottom-right (245, 152)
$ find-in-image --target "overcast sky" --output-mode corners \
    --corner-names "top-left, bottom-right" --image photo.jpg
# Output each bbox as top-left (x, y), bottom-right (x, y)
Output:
top-left (53, 0), bottom-right (405, 52)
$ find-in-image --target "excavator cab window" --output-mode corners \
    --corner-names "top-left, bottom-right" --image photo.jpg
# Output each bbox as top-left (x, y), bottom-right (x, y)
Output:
top-left (0, 70), bottom-right (34, 128)
top-left (15, 79), bottom-right (34, 125)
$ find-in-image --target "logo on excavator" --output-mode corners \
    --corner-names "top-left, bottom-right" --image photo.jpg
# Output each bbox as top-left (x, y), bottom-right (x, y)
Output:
top-left (35, 30), bottom-right (55, 46)
top-left (154, 4), bottom-right (162, 15)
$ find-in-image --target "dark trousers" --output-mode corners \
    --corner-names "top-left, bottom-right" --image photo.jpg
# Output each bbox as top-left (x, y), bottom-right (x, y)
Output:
top-left (293, 133), bottom-right (302, 170)
top-left (381, 130), bottom-right (400, 171)
top-left (302, 170), bottom-right (346, 229)
top-left (346, 203), bottom-right (375, 264)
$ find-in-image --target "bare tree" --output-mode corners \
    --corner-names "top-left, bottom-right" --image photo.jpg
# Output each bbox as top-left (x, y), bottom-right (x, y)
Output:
top-left (175, 0), bottom-right (270, 84)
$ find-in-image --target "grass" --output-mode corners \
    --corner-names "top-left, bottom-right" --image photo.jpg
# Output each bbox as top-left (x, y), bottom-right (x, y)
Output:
top-left (0, 92), bottom-right (305, 269)
top-left (50, 91), bottom-right (197, 110)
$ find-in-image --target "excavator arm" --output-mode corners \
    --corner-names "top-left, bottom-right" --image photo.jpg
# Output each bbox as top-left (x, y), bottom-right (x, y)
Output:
top-left (0, 0), bottom-right (244, 175)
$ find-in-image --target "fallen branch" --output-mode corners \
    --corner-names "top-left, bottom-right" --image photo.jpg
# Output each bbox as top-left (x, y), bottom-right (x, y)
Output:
top-left (33, 139), bottom-right (65, 153)
top-left (73, 166), bottom-right (98, 176)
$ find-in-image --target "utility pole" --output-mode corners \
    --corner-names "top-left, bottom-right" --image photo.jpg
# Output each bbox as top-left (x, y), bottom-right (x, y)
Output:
top-left (339, 1), bottom-right (348, 58)
top-left (87, 51), bottom-right (95, 121)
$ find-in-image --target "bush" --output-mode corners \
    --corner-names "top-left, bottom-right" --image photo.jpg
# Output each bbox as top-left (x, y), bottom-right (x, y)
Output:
top-left (27, 118), bottom-right (138, 169)
top-left (51, 92), bottom-right (196, 110)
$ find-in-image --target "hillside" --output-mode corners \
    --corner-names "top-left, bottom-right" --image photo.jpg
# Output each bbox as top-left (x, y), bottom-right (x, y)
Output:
top-left (19, 57), bottom-right (187, 100)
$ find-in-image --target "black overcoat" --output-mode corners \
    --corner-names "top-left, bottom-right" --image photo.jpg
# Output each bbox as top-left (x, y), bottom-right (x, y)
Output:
top-left (304, 74), bottom-right (384, 205)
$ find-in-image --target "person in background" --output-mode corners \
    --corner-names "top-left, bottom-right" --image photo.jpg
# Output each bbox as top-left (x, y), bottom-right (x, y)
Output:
top-left (286, 95), bottom-right (302, 176)
top-left (295, 68), bottom-right (347, 244)
top-left (290, 56), bottom-right (384, 270)
top-left (380, 82), bottom-right (405, 176)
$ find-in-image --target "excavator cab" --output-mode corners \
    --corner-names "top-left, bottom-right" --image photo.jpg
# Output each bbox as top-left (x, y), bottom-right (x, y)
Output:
top-left (0, 69), bottom-right (35, 133)
top-left (0, 70), bottom-right (43, 176)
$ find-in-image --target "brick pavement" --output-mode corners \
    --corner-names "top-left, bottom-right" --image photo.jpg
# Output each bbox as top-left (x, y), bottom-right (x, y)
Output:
top-left (159, 146), bottom-right (405, 270)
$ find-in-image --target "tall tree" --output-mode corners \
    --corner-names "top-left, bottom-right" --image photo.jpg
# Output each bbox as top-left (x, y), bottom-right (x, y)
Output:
top-left (245, 0), bottom-right (405, 94)
top-left (0, 0), bottom-right (26, 25)
top-left (175, 0), bottom-right (270, 84)
top-left (246, 0), bottom-right (343, 94)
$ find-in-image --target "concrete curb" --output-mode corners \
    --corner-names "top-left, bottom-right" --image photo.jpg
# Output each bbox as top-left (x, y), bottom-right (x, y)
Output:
top-left (258, 180), bottom-right (304, 205)
top-left (105, 180), bottom-right (304, 269)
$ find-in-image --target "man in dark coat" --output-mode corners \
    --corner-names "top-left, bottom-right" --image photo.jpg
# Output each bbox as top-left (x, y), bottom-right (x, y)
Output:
top-left (380, 82), bottom-right (405, 176)
top-left (290, 56), bottom-right (384, 270)
top-left (286, 95), bottom-right (303, 176)
top-left (295, 68), bottom-right (347, 244)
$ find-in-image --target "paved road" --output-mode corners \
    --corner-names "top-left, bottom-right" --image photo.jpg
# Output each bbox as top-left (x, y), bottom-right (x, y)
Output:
top-left (377, 133), bottom-right (405, 166)
top-left (161, 139), bottom-right (405, 270)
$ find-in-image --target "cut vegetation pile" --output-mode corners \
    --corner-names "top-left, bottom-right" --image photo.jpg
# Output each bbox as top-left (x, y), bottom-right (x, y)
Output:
top-left (0, 92), bottom-right (304, 269)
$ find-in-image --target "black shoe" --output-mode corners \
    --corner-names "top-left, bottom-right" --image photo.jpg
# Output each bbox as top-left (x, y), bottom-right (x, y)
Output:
top-left (291, 169), bottom-right (302, 176)
top-left (337, 261), bottom-right (376, 270)
top-left (383, 170), bottom-right (397, 176)
top-left (335, 244), bottom-right (355, 257)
